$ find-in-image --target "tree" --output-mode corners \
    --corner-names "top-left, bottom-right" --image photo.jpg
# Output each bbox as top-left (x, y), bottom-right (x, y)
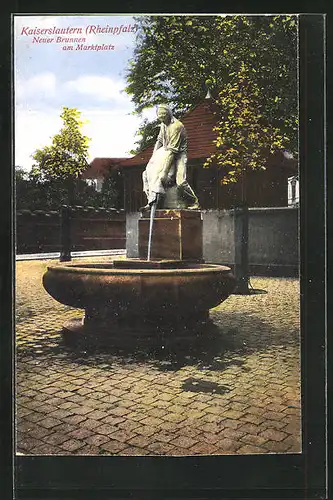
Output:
top-left (125, 15), bottom-right (298, 167)
top-left (204, 62), bottom-right (289, 184)
top-left (15, 169), bottom-right (120, 211)
top-left (15, 166), bottom-right (33, 210)
top-left (99, 169), bottom-right (124, 209)
top-left (31, 107), bottom-right (91, 204)
top-left (16, 165), bottom-right (70, 210)
top-left (77, 169), bottom-right (123, 209)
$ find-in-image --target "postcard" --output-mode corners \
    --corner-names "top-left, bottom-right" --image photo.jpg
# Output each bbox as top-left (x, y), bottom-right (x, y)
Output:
top-left (14, 12), bottom-right (304, 462)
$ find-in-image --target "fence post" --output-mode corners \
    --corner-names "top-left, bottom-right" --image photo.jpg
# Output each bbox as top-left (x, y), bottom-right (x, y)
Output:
top-left (233, 205), bottom-right (250, 294)
top-left (60, 205), bottom-right (72, 262)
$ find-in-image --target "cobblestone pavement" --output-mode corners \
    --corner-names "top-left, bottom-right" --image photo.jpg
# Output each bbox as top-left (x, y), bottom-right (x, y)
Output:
top-left (15, 258), bottom-right (301, 456)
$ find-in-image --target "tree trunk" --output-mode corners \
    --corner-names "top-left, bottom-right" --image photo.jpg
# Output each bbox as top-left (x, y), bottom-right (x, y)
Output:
top-left (233, 168), bottom-right (250, 294)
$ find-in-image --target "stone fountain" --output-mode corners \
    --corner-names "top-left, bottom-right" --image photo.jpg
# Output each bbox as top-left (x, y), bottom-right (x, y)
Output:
top-left (42, 103), bottom-right (236, 347)
top-left (43, 207), bottom-right (236, 346)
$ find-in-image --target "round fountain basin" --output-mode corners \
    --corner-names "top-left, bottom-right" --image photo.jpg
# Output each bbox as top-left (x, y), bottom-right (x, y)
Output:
top-left (43, 260), bottom-right (235, 320)
top-left (43, 260), bottom-right (236, 343)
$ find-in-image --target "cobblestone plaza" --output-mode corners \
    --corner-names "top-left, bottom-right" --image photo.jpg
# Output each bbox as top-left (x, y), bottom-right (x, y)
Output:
top-left (16, 258), bottom-right (301, 456)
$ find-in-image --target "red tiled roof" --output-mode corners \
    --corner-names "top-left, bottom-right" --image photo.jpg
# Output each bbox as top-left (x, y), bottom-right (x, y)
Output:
top-left (82, 157), bottom-right (128, 179)
top-left (86, 101), bottom-right (298, 173)
top-left (119, 98), bottom-right (219, 168)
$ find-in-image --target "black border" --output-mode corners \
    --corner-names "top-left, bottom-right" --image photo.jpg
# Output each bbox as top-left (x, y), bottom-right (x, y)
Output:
top-left (0, 5), bottom-right (327, 499)
top-left (0, 3), bottom-right (14, 500)
top-left (298, 13), bottom-right (327, 499)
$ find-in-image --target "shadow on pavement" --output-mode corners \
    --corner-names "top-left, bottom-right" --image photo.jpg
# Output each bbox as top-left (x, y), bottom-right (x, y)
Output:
top-left (16, 309), bottom-right (299, 374)
top-left (181, 377), bottom-right (232, 395)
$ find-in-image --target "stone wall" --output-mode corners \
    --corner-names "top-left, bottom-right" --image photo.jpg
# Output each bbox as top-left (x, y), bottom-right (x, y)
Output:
top-left (16, 207), bottom-right (126, 255)
top-left (126, 207), bottom-right (299, 276)
top-left (16, 210), bottom-right (61, 254)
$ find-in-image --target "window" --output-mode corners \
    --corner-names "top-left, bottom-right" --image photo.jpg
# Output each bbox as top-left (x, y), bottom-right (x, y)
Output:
top-left (288, 176), bottom-right (299, 206)
top-left (85, 178), bottom-right (103, 192)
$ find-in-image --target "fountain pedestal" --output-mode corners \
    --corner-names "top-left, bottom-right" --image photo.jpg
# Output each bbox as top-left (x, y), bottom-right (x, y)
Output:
top-left (139, 209), bottom-right (202, 261)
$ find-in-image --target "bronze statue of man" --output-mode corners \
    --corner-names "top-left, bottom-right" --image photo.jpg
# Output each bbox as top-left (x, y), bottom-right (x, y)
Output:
top-left (141, 104), bottom-right (199, 210)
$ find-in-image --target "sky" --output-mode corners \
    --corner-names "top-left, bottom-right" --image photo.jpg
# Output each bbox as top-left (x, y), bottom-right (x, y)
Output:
top-left (14, 14), bottom-right (156, 170)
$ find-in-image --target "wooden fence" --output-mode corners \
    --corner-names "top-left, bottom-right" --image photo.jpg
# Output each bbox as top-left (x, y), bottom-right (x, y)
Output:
top-left (16, 206), bottom-right (126, 255)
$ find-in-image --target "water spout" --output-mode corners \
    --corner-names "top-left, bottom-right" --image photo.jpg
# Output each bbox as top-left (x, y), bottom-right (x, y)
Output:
top-left (147, 194), bottom-right (160, 261)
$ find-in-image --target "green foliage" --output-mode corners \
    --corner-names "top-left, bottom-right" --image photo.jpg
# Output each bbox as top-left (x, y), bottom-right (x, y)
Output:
top-left (16, 166), bottom-right (67, 209)
top-left (204, 63), bottom-right (290, 183)
top-left (129, 118), bottom-right (160, 154)
top-left (15, 166), bottom-right (28, 181)
top-left (31, 107), bottom-right (90, 182)
top-left (21, 108), bottom-right (122, 209)
top-left (125, 15), bottom-right (298, 165)
top-left (15, 165), bottom-right (121, 211)
top-left (99, 169), bottom-right (123, 208)
top-left (82, 169), bottom-right (123, 209)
